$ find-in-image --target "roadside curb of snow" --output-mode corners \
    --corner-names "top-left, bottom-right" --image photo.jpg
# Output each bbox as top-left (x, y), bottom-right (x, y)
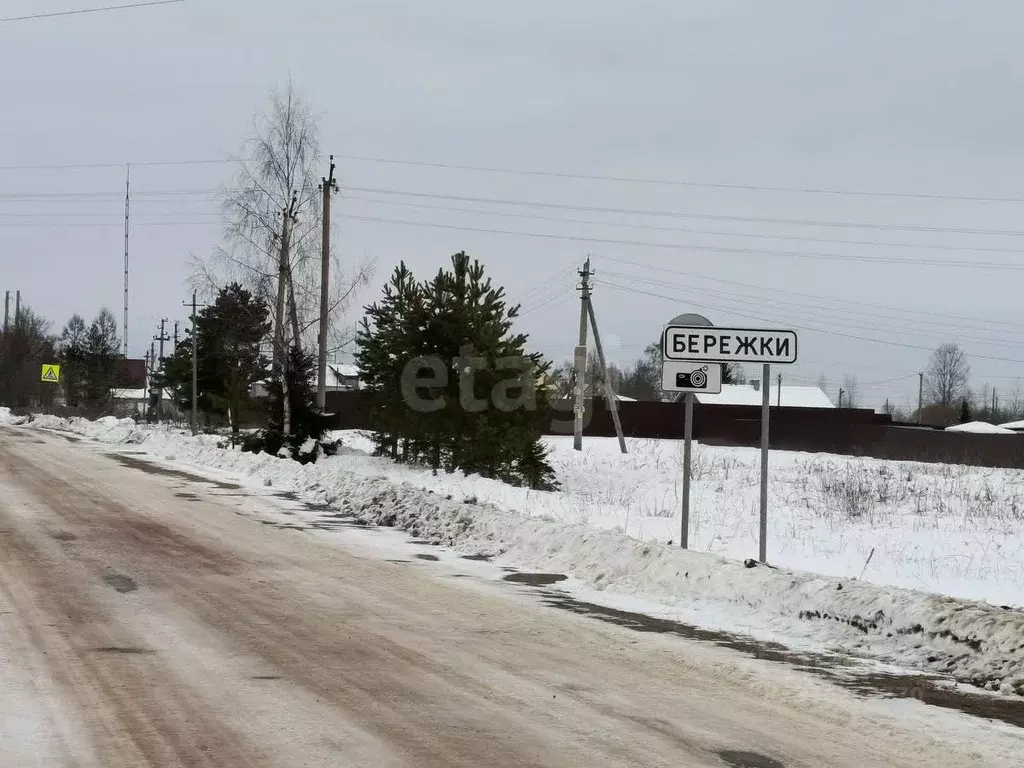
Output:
top-left (23, 414), bottom-right (1024, 696)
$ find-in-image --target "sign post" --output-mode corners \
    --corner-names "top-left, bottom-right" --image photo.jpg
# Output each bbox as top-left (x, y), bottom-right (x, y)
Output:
top-left (662, 320), bottom-right (797, 562)
top-left (760, 363), bottom-right (770, 563)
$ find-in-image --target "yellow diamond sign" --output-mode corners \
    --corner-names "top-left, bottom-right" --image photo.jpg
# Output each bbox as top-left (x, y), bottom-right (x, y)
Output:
top-left (41, 364), bottom-right (60, 383)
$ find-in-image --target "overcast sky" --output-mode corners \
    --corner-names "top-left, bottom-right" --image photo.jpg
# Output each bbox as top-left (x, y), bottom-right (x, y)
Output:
top-left (3, 0), bottom-right (1024, 410)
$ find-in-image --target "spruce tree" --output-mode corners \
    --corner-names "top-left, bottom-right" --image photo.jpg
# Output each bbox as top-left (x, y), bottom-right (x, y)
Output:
top-left (358, 252), bottom-right (557, 489)
top-left (252, 344), bottom-right (333, 461)
top-left (356, 263), bottom-right (428, 460)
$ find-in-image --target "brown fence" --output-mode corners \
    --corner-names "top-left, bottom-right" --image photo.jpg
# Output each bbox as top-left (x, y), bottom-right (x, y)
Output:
top-left (323, 391), bottom-right (1024, 470)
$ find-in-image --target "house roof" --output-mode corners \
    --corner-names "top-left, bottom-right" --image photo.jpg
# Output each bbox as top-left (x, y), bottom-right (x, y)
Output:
top-left (694, 384), bottom-right (835, 408)
top-left (326, 363), bottom-right (359, 383)
top-left (998, 420), bottom-right (1024, 431)
top-left (947, 421), bottom-right (1017, 434)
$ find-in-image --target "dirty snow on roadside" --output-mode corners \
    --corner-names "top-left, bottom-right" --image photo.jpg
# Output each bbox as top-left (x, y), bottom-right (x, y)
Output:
top-left (16, 414), bottom-right (1024, 696)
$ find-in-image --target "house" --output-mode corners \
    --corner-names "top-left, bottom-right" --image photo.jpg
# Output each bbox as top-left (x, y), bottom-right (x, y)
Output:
top-left (690, 381), bottom-right (835, 408)
top-left (250, 362), bottom-right (361, 399)
top-left (324, 363), bottom-right (360, 392)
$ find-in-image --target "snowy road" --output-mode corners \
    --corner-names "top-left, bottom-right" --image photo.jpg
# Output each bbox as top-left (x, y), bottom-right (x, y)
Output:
top-left (0, 428), bottom-right (1017, 767)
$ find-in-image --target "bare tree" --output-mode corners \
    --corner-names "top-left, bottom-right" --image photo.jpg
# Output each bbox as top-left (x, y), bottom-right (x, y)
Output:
top-left (924, 343), bottom-right (970, 407)
top-left (841, 374), bottom-right (860, 407)
top-left (200, 80), bottom-right (373, 359)
top-left (196, 81), bottom-right (374, 435)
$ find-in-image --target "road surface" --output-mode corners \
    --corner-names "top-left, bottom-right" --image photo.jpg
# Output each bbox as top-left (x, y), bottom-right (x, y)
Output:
top-left (0, 427), bottom-right (1014, 766)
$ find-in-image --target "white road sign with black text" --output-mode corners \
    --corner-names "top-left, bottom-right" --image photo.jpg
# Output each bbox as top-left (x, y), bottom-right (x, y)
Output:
top-left (664, 326), bottom-right (797, 364)
top-left (662, 361), bottom-right (723, 394)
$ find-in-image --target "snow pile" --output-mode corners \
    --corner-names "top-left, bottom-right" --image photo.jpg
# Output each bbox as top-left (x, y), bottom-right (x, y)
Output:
top-left (0, 407), bottom-right (20, 425)
top-left (946, 421), bottom-right (1016, 435)
top-left (22, 415), bottom-right (1024, 695)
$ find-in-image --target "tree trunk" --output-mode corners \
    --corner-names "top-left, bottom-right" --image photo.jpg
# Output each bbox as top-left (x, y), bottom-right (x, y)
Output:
top-left (286, 259), bottom-right (302, 355)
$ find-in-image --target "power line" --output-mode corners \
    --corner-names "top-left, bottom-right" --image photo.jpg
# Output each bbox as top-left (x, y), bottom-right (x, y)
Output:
top-left (343, 185), bottom-right (1024, 238)
top-left (339, 212), bottom-right (1024, 271)
top-left (603, 271), bottom-right (1024, 354)
top-left (600, 255), bottom-right (1024, 332)
top-left (595, 279), bottom-right (1024, 366)
top-left (598, 262), bottom-right (1024, 333)
top-left (336, 154), bottom-right (1024, 204)
top-left (342, 194), bottom-right (1024, 257)
top-left (0, 0), bottom-right (184, 24)
top-left (0, 157), bottom-right (238, 171)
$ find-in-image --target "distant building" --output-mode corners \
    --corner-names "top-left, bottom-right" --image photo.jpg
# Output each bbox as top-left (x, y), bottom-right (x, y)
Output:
top-left (324, 363), bottom-right (360, 392)
top-left (692, 382), bottom-right (835, 409)
top-left (250, 362), bottom-right (361, 399)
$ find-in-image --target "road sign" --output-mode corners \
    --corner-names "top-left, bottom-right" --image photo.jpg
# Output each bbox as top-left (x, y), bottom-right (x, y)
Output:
top-left (664, 326), bottom-right (797, 364)
top-left (40, 364), bottom-right (60, 383)
top-left (662, 360), bottom-right (722, 394)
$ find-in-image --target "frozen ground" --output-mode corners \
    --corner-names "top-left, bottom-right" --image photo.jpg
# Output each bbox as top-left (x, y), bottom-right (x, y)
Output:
top-left (9, 410), bottom-right (1024, 697)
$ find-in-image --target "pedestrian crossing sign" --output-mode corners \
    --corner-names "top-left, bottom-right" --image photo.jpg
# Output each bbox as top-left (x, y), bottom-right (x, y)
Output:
top-left (41, 364), bottom-right (60, 383)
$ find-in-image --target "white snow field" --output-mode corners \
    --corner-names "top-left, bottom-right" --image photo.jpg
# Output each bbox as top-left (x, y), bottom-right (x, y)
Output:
top-left (9, 409), bottom-right (1024, 696)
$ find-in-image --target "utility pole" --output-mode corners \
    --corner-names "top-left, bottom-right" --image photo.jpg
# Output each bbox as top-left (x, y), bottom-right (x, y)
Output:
top-left (777, 372), bottom-right (782, 407)
top-left (572, 258), bottom-right (591, 451)
top-left (586, 297), bottom-right (627, 454)
top-left (182, 292), bottom-right (204, 435)
top-left (918, 372), bottom-right (924, 424)
top-left (14, 291), bottom-right (20, 328)
top-left (123, 164), bottom-right (130, 357)
top-left (173, 321), bottom-right (180, 350)
top-left (317, 156), bottom-right (338, 411)
top-left (3, 291), bottom-right (9, 333)
top-left (153, 319), bottom-right (170, 422)
top-left (143, 348), bottom-right (152, 419)
top-left (147, 340), bottom-right (156, 421)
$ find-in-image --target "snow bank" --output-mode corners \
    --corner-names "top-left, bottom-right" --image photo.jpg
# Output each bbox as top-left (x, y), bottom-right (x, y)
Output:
top-left (20, 415), bottom-right (1024, 695)
top-left (0, 407), bottom-right (17, 425)
top-left (946, 421), bottom-right (1016, 434)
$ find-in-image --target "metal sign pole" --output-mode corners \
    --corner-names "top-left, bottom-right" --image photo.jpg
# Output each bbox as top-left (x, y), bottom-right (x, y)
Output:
top-left (759, 363), bottom-right (770, 563)
top-left (680, 391), bottom-right (694, 548)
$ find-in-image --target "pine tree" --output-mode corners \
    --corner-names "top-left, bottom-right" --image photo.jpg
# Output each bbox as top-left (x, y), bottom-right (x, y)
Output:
top-left (160, 283), bottom-right (270, 438)
top-left (356, 263), bottom-right (428, 460)
top-left (357, 252), bottom-right (557, 489)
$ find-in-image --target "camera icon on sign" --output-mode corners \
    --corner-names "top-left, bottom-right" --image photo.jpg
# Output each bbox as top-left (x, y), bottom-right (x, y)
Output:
top-left (675, 366), bottom-right (710, 389)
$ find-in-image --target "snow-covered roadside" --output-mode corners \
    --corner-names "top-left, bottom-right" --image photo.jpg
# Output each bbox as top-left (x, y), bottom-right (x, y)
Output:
top-left (13, 412), bottom-right (1024, 696)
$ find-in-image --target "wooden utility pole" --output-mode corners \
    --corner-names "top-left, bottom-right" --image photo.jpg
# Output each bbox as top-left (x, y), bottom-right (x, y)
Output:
top-left (153, 319), bottom-right (170, 422)
top-left (274, 193), bottom-right (299, 439)
top-left (586, 298), bottom-right (627, 454)
top-left (182, 292), bottom-right (204, 436)
top-left (317, 156), bottom-right (338, 410)
top-left (273, 193), bottom-right (298, 368)
top-left (173, 321), bottom-right (180, 350)
top-left (572, 259), bottom-right (591, 451)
